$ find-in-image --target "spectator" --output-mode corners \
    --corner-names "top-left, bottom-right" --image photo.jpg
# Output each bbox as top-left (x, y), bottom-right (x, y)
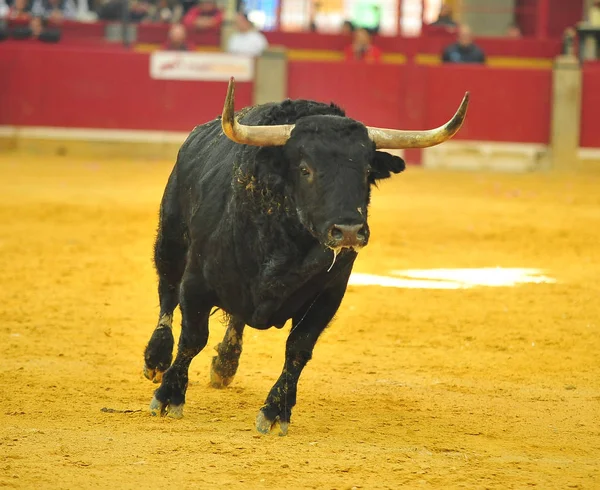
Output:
top-left (182, 0), bottom-right (222, 32)
top-left (10, 14), bottom-right (61, 41)
top-left (430, 3), bottom-right (457, 31)
top-left (344, 27), bottom-right (381, 63)
top-left (226, 12), bottom-right (268, 57)
top-left (506, 23), bottom-right (521, 38)
top-left (128, 0), bottom-right (152, 22)
top-left (143, 0), bottom-right (182, 23)
top-left (340, 20), bottom-right (354, 36)
top-left (0, 0), bottom-right (10, 17)
top-left (31, 0), bottom-right (77, 21)
top-left (8, 0), bottom-right (32, 21)
top-left (442, 24), bottom-right (485, 64)
top-left (162, 23), bottom-right (192, 50)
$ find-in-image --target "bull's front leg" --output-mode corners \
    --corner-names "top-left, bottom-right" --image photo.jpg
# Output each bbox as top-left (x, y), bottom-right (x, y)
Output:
top-left (255, 273), bottom-right (350, 436)
top-left (149, 269), bottom-right (212, 419)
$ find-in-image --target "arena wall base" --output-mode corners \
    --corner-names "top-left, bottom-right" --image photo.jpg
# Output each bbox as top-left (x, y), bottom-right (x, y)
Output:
top-left (422, 141), bottom-right (550, 172)
top-left (2, 126), bottom-right (597, 172)
top-left (0, 127), bottom-right (188, 161)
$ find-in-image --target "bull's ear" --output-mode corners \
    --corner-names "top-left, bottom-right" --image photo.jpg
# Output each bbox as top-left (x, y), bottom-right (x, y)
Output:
top-left (370, 151), bottom-right (406, 182)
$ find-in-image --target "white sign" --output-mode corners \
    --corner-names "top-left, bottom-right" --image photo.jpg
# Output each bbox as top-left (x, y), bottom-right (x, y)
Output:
top-left (150, 51), bottom-right (254, 82)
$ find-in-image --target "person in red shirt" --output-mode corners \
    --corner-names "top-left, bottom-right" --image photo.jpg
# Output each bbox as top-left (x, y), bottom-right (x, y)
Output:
top-left (182, 0), bottom-right (223, 32)
top-left (344, 28), bottom-right (382, 63)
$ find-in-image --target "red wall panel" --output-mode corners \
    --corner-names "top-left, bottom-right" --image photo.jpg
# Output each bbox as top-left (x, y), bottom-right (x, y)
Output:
top-left (287, 61), bottom-right (408, 129)
top-left (0, 43), bottom-right (555, 146)
top-left (0, 42), bottom-right (252, 131)
top-left (420, 65), bottom-right (552, 144)
top-left (581, 64), bottom-right (600, 148)
top-left (287, 61), bottom-right (552, 144)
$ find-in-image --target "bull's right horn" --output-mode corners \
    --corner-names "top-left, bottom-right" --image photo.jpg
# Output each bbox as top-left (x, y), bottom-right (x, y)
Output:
top-left (221, 77), bottom-right (295, 147)
top-left (366, 92), bottom-right (470, 149)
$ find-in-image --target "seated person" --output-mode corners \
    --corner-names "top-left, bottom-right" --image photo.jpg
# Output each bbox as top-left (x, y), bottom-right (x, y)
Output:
top-left (182, 0), bottom-right (222, 32)
top-left (226, 12), bottom-right (268, 57)
top-left (7, 0), bottom-right (32, 21)
top-left (344, 27), bottom-right (381, 63)
top-left (31, 0), bottom-right (77, 22)
top-left (0, 0), bottom-right (10, 17)
top-left (340, 20), bottom-right (354, 36)
top-left (442, 24), bottom-right (485, 64)
top-left (162, 23), bottom-right (193, 50)
top-left (128, 0), bottom-right (153, 22)
top-left (506, 23), bottom-right (521, 38)
top-left (10, 14), bottom-right (61, 41)
top-left (142, 0), bottom-right (183, 23)
top-left (430, 3), bottom-right (457, 31)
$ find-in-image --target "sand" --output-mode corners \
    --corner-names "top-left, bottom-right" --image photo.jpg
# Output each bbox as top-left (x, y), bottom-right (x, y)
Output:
top-left (1, 155), bottom-right (598, 489)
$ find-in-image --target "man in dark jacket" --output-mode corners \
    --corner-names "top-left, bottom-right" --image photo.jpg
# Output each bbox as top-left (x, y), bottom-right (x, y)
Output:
top-left (442, 24), bottom-right (485, 64)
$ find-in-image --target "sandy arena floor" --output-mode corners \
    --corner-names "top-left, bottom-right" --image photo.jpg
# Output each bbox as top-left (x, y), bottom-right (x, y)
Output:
top-left (0, 155), bottom-right (599, 489)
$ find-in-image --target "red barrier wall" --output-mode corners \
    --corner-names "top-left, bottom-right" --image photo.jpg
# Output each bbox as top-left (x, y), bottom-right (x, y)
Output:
top-left (288, 61), bottom-right (552, 144)
top-left (0, 42), bottom-right (554, 147)
top-left (0, 42), bottom-right (252, 131)
top-left (287, 62), bottom-right (407, 129)
top-left (581, 63), bottom-right (600, 149)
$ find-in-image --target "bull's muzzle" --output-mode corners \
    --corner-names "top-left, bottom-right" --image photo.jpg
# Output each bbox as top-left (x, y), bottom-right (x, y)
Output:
top-left (328, 223), bottom-right (369, 249)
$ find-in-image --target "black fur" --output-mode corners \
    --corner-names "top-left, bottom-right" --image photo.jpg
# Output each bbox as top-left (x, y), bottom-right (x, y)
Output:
top-left (143, 98), bottom-right (405, 431)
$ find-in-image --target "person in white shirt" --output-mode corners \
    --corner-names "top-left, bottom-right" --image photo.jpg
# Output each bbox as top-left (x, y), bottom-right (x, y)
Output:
top-left (226, 12), bottom-right (268, 57)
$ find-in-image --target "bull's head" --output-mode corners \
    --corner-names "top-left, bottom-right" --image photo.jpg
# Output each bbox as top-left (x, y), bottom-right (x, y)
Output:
top-left (221, 78), bottom-right (469, 253)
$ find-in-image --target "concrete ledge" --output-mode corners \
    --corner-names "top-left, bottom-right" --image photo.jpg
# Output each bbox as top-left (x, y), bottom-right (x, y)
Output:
top-left (0, 126), bottom-right (190, 160)
top-left (4, 126), bottom-right (597, 171)
top-left (423, 141), bottom-right (550, 172)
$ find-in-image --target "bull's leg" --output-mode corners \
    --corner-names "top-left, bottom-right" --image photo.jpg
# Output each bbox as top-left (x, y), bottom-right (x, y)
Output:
top-left (149, 269), bottom-right (211, 419)
top-left (210, 317), bottom-right (245, 388)
top-left (255, 279), bottom-right (348, 436)
top-left (143, 188), bottom-right (187, 383)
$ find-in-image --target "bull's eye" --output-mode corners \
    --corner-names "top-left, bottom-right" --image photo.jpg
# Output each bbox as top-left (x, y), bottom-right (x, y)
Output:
top-left (299, 164), bottom-right (312, 178)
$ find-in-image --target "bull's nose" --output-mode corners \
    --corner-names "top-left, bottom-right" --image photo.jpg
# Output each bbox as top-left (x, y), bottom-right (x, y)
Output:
top-left (328, 223), bottom-right (368, 248)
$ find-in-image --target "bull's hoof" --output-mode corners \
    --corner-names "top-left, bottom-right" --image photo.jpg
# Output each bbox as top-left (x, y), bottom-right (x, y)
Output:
top-left (255, 410), bottom-right (289, 436)
top-left (143, 322), bottom-right (174, 382)
top-left (149, 396), bottom-right (184, 419)
top-left (209, 356), bottom-right (235, 389)
top-left (143, 365), bottom-right (164, 384)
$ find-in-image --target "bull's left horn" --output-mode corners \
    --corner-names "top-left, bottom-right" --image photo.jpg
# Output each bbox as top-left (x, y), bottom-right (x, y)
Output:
top-left (221, 77), bottom-right (294, 147)
top-left (366, 92), bottom-right (470, 149)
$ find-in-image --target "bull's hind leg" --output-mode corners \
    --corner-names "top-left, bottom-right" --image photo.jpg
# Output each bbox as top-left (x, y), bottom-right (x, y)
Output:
top-left (149, 269), bottom-right (211, 419)
top-left (210, 317), bottom-right (245, 388)
top-left (143, 181), bottom-right (187, 383)
top-left (255, 278), bottom-right (348, 436)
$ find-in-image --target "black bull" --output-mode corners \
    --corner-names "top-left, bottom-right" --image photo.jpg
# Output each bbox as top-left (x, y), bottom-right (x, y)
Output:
top-left (142, 78), bottom-right (469, 435)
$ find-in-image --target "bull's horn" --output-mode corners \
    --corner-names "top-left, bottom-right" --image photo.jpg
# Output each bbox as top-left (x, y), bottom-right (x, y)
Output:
top-left (221, 77), bottom-right (294, 147)
top-left (366, 92), bottom-right (470, 149)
